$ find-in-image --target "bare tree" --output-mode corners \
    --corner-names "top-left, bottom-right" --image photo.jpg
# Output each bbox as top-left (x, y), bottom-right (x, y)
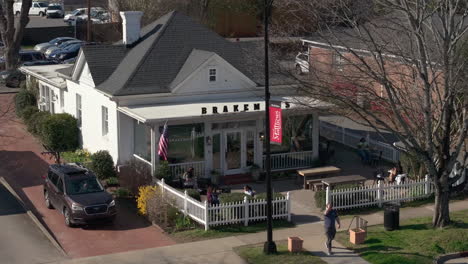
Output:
top-left (0, 0), bottom-right (32, 70)
top-left (271, 0), bottom-right (467, 227)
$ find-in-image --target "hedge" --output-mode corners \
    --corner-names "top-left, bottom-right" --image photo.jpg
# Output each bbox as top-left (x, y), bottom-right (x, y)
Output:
top-left (26, 111), bottom-right (50, 135)
top-left (89, 150), bottom-right (116, 180)
top-left (20, 106), bottom-right (39, 121)
top-left (15, 89), bottom-right (36, 117)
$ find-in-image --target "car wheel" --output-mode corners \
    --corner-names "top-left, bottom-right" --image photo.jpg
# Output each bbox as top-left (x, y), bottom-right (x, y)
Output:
top-left (39, 12), bottom-right (45, 17)
top-left (44, 191), bottom-right (54, 209)
top-left (296, 65), bottom-right (303, 75)
top-left (64, 208), bottom-right (74, 227)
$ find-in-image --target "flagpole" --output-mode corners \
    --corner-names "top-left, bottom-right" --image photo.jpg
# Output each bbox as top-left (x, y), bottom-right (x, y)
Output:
top-left (263, 0), bottom-right (277, 254)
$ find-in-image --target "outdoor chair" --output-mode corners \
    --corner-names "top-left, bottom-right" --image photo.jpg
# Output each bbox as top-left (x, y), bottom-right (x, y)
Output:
top-left (395, 174), bottom-right (407, 185)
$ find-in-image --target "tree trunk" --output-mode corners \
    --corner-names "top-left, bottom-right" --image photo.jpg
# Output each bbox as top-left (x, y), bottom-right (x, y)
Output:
top-left (432, 183), bottom-right (451, 228)
top-left (4, 46), bottom-right (19, 70)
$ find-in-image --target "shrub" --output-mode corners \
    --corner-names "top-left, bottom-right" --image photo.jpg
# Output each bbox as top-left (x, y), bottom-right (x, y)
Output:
top-left (26, 111), bottom-right (50, 135)
top-left (219, 192), bottom-right (246, 203)
top-left (185, 189), bottom-right (201, 201)
top-left (136, 185), bottom-right (158, 215)
top-left (255, 192), bottom-right (285, 200)
top-left (114, 187), bottom-right (130, 198)
top-left (62, 149), bottom-right (91, 163)
top-left (14, 89), bottom-right (36, 117)
top-left (119, 158), bottom-right (153, 196)
top-left (41, 113), bottom-right (79, 152)
top-left (20, 105), bottom-right (38, 121)
top-left (89, 150), bottom-right (116, 180)
top-left (106, 177), bottom-right (119, 186)
top-left (315, 190), bottom-right (326, 210)
top-left (155, 161), bottom-right (172, 182)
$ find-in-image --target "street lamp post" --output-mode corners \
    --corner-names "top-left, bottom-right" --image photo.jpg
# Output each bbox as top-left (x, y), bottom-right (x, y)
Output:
top-left (263, 0), bottom-right (277, 254)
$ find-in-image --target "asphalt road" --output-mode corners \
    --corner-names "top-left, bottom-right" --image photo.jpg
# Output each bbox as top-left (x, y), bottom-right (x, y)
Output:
top-left (0, 181), bottom-right (64, 264)
top-left (22, 16), bottom-right (69, 28)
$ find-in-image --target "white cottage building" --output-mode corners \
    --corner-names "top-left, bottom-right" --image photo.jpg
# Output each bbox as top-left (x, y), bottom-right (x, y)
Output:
top-left (21, 11), bottom-right (329, 181)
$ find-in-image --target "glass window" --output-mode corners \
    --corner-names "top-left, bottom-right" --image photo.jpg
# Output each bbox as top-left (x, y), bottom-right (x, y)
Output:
top-left (65, 176), bottom-right (104, 195)
top-left (76, 94), bottom-right (82, 127)
top-left (50, 90), bottom-right (55, 114)
top-left (209, 68), bottom-right (216, 82)
top-left (133, 120), bottom-right (151, 161)
top-left (212, 133), bottom-right (221, 170)
top-left (48, 171), bottom-right (59, 185)
top-left (60, 89), bottom-right (64, 108)
top-left (212, 120), bottom-right (256, 130)
top-left (265, 114), bottom-right (314, 154)
top-left (165, 123), bottom-right (204, 163)
top-left (57, 178), bottom-right (64, 193)
top-left (246, 130), bottom-right (255, 166)
top-left (101, 106), bottom-right (108, 136)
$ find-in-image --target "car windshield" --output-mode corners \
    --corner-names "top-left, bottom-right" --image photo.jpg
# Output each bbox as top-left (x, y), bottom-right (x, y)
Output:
top-left (64, 44), bottom-right (81, 51)
top-left (48, 5), bottom-right (61, 10)
top-left (66, 176), bottom-right (103, 195)
top-left (71, 9), bottom-right (82, 15)
top-left (58, 41), bottom-right (78, 48)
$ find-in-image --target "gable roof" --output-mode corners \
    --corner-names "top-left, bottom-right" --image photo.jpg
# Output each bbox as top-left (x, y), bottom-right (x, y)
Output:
top-left (98, 11), bottom-right (255, 96)
top-left (170, 49), bottom-right (215, 89)
top-left (81, 45), bottom-right (128, 86)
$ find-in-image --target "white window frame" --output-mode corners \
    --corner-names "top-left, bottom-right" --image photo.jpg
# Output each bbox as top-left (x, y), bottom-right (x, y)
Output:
top-left (39, 84), bottom-right (46, 111)
top-left (76, 94), bottom-right (82, 127)
top-left (209, 68), bottom-right (217, 82)
top-left (101, 106), bottom-right (109, 136)
top-left (50, 89), bottom-right (55, 114)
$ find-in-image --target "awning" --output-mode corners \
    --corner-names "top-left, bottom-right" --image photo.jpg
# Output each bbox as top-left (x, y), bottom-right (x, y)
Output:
top-left (118, 96), bottom-right (331, 123)
top-left (19, 64), bottom-right (73, 89)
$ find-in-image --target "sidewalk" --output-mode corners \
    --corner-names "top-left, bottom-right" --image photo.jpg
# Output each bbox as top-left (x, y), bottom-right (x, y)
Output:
top-left (51, 200), bottom-right (468, 264)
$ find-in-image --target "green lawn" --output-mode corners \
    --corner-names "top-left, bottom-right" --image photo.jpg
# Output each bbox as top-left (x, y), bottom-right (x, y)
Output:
top-left (234, 241), bottom-right (327, 264)
top-left (171, 220), bottom-right (295, 243)
top-left (62, 150), bottom-right (92, 164)
top-left (336, 210), bottom-right (468, 264)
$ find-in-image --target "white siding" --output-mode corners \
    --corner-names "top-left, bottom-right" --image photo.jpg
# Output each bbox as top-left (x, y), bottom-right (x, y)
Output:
top-left (63, 69), bottom-right (119, 163)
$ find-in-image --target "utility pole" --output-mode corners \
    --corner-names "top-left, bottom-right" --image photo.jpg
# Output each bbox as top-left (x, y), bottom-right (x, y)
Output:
top-left (87, 0), bottom-right (92, 41)
top-left (263, 0), bottom-right (277, 255)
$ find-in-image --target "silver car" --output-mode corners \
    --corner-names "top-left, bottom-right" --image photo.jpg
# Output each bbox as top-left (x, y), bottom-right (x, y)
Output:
top-left (44, 40), bottom-right (82, 58)
top-left (34, 37), bottom-right (76, 53)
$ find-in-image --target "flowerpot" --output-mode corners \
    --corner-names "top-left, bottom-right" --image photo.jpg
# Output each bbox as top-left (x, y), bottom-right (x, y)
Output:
top-left (288, 236), bottom-right (304, 252)
top-left (349, 228), bottom-right (366, 244)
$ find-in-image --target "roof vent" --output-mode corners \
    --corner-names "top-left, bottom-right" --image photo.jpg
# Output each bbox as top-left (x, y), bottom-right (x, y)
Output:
top-left (120, 11), bottom-right (144, 45)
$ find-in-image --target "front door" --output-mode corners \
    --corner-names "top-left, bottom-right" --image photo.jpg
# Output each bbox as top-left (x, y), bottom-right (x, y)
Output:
top-left (224, 130), bottom-right (243, 174)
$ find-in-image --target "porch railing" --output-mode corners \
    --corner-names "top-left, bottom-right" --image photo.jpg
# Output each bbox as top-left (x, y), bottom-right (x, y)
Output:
top-left (263, 150), bottom-right (315, 171)
top-left (168, 161), bottom-right (205, 178)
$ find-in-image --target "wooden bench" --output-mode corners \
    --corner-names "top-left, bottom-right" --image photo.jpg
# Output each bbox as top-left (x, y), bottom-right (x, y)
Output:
top-left (297, 166), bottom-right (341, 189)
top-left (321, 175), bottom-right (367, 190)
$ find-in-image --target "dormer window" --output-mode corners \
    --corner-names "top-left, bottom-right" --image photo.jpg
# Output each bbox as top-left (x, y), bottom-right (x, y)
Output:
top-left (209, 68), bottom-right (217, 82)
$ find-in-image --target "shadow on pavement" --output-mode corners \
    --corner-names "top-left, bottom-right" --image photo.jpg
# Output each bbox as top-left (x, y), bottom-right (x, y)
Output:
top-left (0, 183), bottom-right (26, 216)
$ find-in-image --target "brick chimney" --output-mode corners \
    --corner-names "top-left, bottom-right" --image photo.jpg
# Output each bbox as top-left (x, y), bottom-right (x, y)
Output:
top-left (120, 11), bottom-right (143, 45)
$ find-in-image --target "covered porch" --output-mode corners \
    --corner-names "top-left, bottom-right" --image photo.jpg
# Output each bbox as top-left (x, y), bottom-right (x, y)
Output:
top-left (117, 96), bottom-right (327, 183)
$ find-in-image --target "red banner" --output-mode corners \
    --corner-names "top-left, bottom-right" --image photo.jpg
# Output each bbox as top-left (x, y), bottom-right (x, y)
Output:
top-left (269, 102), bottom-right (282, 145)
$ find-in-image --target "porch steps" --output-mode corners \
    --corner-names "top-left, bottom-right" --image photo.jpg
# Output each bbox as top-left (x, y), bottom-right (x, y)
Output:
top-left (223, 174), bottom-right (253, 185)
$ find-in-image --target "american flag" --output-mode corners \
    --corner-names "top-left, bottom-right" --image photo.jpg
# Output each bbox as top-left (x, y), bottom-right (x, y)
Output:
top-left (158, 123), bottom-right (169, 160)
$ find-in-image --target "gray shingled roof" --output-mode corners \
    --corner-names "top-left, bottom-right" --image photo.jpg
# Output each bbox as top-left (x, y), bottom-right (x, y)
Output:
top-left (70, 11), bottom-right (292, 96)
top-left (81, 45), bottom-right (128, 86)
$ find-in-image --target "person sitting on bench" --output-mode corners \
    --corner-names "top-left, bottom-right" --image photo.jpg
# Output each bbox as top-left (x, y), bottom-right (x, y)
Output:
top-left (183, 167), bottom-right (196, 188)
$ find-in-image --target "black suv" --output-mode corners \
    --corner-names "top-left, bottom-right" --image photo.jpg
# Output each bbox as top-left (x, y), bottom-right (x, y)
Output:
top-left (43, 163), bottom-right (117, 227)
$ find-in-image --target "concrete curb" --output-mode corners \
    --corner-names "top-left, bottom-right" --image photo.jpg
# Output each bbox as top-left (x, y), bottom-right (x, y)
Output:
top-left (0, 177), bottom-right (67, 257)
top-left (434, 252), bottom-right (468, 264)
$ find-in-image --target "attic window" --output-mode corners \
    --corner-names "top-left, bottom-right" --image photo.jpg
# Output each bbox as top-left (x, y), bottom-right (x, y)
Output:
top-left (209, 68), bottom-right (216, 82)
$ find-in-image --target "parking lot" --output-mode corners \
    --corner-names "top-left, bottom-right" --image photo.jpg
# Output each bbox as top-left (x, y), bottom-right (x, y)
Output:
top-left (0, 93), bottom-right (176, 258)
top-left (24, 16), bottom-right (69, 28)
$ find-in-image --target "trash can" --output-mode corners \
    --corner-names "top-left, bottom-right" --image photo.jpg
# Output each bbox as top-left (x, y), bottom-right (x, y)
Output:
top-left (384, 203), bottom-right (400, 231)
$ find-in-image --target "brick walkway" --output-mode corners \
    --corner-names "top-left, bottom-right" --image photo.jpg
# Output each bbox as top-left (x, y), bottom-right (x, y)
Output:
top-left (0, 94), bottom-right (175, 258)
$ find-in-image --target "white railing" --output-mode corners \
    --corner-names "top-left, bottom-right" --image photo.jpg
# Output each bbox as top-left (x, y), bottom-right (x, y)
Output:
top-left (326, 175), bottom-right (433, 210)
top-left (263, 150), bottom-right (315, 171)
top-left (155, 179), bottom-right (291, 230)
top-left (168, 161), bottom-right (205, 178)
top-left (320, 121), bottom-right (400, 162)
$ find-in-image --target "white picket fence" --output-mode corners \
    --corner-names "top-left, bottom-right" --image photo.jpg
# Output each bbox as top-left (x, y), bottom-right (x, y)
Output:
top-left (326, 176), bottom-right (433, 210)
top-left (168, 161), bottom-right (205, 179)
top-left (155, 179), bottom-right (291, 230)
top-left (263, 150), bottom-right (315, 171)
top-left (320, 121), bottom-right (400, 162)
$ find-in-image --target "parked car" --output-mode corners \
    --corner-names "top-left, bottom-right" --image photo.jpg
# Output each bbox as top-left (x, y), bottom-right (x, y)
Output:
top-left (46, 4), bottom-right (64, 18)
top-left (43, 163), bottom-right (117, 227)
top-left (51, 42), bottom-right (93, 61)
top-left (22, 60), bottom-right (59, 66)
top-left (14, 1), bottom-right (48, 16)
top-left (34, 37), bottom-right (76, 53)
top-left (0, 50), bottom-right (46, 70)
top-left (45, 40), bottom-right (83, 58)
top-left (295, 52), bottom-right (309, 75)
top-left (0, 70), bottom-right (26, 88)
top-left (63, 8), bottom-right (86, 24)
top-left (62, 57), bottom-right (77, 64)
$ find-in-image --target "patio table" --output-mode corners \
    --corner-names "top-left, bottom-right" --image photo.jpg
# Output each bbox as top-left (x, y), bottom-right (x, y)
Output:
top-left (321, 175), bottom-right (367, 189)
top-left (297, 166), bottom-right (341, 189)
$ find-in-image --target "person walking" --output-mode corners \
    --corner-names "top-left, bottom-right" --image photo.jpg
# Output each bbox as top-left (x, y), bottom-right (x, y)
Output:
top-left (324, 203), bottom-right (341, 255)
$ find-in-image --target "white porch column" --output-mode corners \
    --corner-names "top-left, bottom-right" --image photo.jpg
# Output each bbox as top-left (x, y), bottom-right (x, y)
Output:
top-left (312, 112), bottom-right (320, 159)
top-left (255, 116), bottom-right (264, 168)
top-left (151, 123), bottom-right (161, 176)
top-left (204, 121), bottom-right (212, 178)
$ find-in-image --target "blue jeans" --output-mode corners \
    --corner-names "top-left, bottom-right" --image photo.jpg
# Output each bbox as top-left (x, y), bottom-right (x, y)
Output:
top-left (358, 150), bottom-right (370, 162)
